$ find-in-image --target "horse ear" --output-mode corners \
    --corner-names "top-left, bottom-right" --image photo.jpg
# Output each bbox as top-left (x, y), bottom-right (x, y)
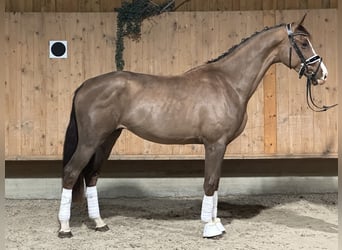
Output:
top-left (298, 13), bottom-right (307, 26)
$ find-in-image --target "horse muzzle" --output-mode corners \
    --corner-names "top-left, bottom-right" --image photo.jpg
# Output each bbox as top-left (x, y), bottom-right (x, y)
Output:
top-left (316, 60), bottom-right (328, 85)
top-left (301, 56), bottom-right (328, 86)
top-left (311, 63), bottom-right (328, 86)
top-left (313, 77), bottom-right (327, 86)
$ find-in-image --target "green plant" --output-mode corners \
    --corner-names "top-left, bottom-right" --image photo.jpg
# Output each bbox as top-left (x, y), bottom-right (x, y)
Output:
top-left (115, 0), bottom-right (175, 71)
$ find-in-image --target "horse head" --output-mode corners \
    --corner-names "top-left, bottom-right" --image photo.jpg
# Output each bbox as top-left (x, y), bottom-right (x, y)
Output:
top-left (282, 14), bottom-right (328, 86)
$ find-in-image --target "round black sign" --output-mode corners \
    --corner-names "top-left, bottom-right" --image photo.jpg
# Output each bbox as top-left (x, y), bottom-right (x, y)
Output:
top-left (51, 42), bottom-right (66, 57)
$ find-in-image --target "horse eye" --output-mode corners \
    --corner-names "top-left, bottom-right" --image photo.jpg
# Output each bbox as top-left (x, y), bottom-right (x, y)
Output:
top-left (302, 41), bottom-right (309, 48)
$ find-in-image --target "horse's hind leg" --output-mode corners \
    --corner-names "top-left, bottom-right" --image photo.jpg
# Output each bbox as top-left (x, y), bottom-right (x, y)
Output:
top-left (58, 144), bottom-right (98, 238)
top-left (58, 133), bottom-right (119, 237)
top-left (83, 129), bottom-right (122, 231)
top-left (58, 129), bottom-right (118, 238)
top-left (201, 142), bottom-right (227, 238)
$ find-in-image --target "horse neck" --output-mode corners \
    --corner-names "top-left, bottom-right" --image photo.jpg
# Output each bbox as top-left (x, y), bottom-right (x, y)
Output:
top-left (213, 26), bottom-right (285, 102)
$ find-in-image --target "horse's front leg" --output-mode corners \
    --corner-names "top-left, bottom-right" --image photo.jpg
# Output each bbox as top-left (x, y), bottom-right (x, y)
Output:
top-left (201, 142), bottom-right (226, 238)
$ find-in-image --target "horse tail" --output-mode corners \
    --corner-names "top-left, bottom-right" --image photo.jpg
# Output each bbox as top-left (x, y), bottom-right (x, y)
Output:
top-left (62, 94), bottom-right (85, 203)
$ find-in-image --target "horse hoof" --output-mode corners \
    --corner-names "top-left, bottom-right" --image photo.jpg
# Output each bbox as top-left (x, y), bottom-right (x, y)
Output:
top-left (95, 225), bottom-right (109, 232)
top-left (58, 231), bottom-right (73, 238)
top-left (204, 234), bottom-right (224, 240)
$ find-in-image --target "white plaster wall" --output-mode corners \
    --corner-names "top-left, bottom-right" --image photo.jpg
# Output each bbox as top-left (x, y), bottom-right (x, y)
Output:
top-left (5, 177), bottom-right (338, 199)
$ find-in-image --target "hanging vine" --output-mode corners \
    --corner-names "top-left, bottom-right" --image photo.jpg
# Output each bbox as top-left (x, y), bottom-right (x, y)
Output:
top-left (115, 0), bottom-right (175, 71)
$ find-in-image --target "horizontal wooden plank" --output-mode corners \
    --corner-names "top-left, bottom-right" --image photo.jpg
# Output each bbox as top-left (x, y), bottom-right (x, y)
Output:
top-left (4, 152), bottom-right (338, 161)
top-left (5, 0), bottom-right (338, 12)
top-left (5, 158), bottom-right (337, 178)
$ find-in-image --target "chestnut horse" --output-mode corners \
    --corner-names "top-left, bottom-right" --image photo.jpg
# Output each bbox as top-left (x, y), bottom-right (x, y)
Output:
top-left (58, 15), bottom-right (329, 238)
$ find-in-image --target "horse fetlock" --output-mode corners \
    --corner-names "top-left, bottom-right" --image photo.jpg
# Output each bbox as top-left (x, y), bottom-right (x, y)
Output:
top-left (59, 220), bottom-right (71, 231)
top-left (94, 216), bottom-right (109, 232)
top-left (58, 220), bottom-right (73, 238)
top-left (93, 217), bottom-right (107, 229)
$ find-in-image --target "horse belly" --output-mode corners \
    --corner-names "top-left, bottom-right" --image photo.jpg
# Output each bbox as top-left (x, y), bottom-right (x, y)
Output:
top-left (121, 107), bottom-right (203, 145)
top-left (121, 107), bottom-right (239, 146)
top-left (124, 118), bottom-right (202, 145)
top-left (129, 128), bottom-right (201, 145)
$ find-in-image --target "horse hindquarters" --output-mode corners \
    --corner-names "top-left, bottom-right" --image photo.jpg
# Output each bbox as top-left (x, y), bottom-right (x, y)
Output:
top-left (58, 81), bottom-right (124, 236)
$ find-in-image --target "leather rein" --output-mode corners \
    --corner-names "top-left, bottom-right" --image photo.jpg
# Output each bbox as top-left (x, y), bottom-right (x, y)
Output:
top-left (286, 23), bottom-right (337, 112)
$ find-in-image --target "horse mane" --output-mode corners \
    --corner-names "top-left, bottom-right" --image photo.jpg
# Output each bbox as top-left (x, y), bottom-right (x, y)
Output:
top-left (207, 23), bottom-right (286, 64)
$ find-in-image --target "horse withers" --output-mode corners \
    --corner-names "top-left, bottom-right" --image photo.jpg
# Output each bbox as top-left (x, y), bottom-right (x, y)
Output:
top-left (58, 15), bottom-right (328, 238)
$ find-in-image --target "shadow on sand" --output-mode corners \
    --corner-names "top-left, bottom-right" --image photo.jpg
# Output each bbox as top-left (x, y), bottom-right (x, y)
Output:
top-left (69, 188), bottom-right (337, 234)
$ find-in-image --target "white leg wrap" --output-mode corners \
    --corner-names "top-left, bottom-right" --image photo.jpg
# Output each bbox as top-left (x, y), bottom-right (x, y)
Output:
top-left (86, 186), bottom-right (101, 219)
top-left (60, 220), bottom-right (71, 233)
top-left (201, 195), bottom-right (214, 223)
top-left (201, 191), bottom-right (225, 237)
top-left (213, 191), bottom-right (226, 233)
top-left (212, 191), bottom-right (218, 218)
top-left (58, 188), bottom-right (72, 222)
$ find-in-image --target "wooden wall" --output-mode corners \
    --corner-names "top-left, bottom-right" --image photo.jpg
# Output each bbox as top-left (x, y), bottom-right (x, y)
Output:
top-left (5, 10), bottom-right (338, 160)
top-left (5, 0), bottom-right (338, 12)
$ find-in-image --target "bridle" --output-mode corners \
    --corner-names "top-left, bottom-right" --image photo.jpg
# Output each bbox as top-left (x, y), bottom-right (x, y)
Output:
top-left (286, 23), bottom-right (322, 80)
top-left (286, 23), bottom-right (337, 112)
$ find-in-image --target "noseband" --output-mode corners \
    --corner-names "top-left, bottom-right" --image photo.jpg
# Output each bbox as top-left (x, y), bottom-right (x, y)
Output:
top-left (286, 23), bottom-right (337, 112)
